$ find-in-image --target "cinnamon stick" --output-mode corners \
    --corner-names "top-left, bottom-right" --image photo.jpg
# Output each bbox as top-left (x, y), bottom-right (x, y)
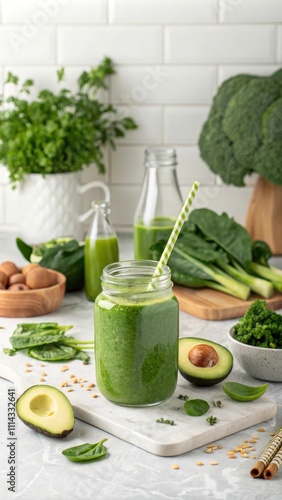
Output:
top-left (250, 427), bottom-right (282, 478)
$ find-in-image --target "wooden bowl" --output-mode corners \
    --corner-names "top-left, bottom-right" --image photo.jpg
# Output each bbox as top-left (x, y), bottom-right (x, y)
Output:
top-left (0, 270), bottom-right (66, 317)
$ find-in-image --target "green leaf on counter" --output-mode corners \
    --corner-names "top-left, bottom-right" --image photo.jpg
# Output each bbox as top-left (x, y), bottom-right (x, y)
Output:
top-left (184, 399), bottom-right (210, 416)
top-left (62, 439), bottom-right (108, 462)
top-left (222, 382), bottom-right (268, 402)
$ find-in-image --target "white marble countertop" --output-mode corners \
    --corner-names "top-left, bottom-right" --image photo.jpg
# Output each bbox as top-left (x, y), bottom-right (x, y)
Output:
top-left (0, 232), bottom-right (281, 500)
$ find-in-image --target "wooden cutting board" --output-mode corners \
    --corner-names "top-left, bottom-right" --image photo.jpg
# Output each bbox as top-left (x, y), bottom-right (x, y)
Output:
top-left (173, 286), bottom-right (282, 321)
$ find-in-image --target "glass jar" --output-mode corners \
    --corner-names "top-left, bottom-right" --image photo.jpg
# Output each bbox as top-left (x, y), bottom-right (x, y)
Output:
top-left (94, 261), bottom-right (179, 407)
top-left (134, 146), bottom-right (183, 260)
top-left (84, 201), bottom-right (119, 302)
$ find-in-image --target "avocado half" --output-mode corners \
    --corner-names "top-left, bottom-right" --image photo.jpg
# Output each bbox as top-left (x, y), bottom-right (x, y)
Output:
top-left (179, 337), bottom-right (233, 386)
top-left (16, 385), bottom-right (75, 438)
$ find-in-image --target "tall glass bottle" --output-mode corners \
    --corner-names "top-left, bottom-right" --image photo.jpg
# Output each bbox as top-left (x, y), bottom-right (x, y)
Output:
top-left (134, 146), bottom-right (183, 260)
top-left (84, 201), bottom-right (119, 301)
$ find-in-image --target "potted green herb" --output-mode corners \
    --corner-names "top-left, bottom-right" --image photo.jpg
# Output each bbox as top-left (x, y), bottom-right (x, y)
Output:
top-left (198, 68), bottom-right (282, 255)
top-left (0, 57), bottom-right (137, 242)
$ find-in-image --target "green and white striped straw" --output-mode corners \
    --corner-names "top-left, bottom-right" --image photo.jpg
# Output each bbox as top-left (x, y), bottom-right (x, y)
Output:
top-left (153, 181), bottom-right (200, 279)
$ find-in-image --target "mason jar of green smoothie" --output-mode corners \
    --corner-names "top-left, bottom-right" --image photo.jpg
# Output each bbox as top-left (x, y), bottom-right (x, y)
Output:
top-left (94, 260), bottom-right (179, 406)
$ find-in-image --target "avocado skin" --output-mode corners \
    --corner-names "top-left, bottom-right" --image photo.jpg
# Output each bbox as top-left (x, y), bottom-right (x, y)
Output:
top-left (17, 416), bottom-right (73, 438)
top-left (178, 337), bottom-right (233, 387)
top-left (179, 368), bottom-right (232, 387)
top-left (16, 384), bottom-right (75, 438)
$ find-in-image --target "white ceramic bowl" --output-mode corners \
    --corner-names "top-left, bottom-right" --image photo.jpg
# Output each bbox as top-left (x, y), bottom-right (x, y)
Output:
top-left (228, 327), bottom-right (282, 382)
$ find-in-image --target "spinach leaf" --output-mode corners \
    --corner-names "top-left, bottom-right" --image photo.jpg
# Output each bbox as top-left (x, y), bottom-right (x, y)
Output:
top-left (15, 237), bottom-right (32, 261)
top-left (184, 399), bottom-right (210, 416)
top-left (28, 344), bottom-right (77, 361)
top-left (3, 322), bottom-right (94, 364)
top-left (188, 208), bottom-right (252, 264)
top-left (62, 439), bottom-right (108, 462)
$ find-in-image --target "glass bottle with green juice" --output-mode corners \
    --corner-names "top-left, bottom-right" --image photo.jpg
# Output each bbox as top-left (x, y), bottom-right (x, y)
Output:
top-left (134, 147), bottom-right (183, 260)
top-left (84, 200), bottom-right (119, 301)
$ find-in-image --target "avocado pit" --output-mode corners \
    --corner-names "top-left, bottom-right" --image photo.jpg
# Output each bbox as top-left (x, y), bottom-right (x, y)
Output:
top-left (188, 344), bottom-right (219, 368)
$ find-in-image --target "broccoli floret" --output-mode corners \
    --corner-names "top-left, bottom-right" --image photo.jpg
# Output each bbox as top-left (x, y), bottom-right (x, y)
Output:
top-left (223, 78), bottom-right (281, 166)
top-left (199, 75), bottom-right (255, 186)
top-left (199, 69), bottom-right (282, 186)
top-left (233, 300), bottom-right (282, 348)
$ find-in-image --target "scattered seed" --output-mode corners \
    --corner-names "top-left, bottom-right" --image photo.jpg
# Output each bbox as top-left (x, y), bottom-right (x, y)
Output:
top-left (72, 378), bottom-right (78, 383)
top-left (249, 439), bottom-right (257, 443)
top-left (80, 383), bottom-right (84, 387)
top-left (257, 428), bottom-right (266, 432)
top-left (210, 461), bottom-right (218, 465)
top-left (69, 374), bottom-right (75, 378)
top-left (228, 455), bottom-right (237, 459)
top-left (60, 366), bottom-right (68, 372)
top-left (40, 364), bottom-right (45, 367)
top-left (205, 448), bottom-right (213, 454)
top-left (41, 372), bottom-right (47, 377)
top-left (24, 368), bottom-right (31, 372)
top-left (196, 462), bottom-right (204, 466)
top-left (39, 377), bottom-right (45, 382)
top-left (269, 432), bottom-right (276, 436)
top-left (91, 393), bottom-right (98, 398)
top-left (251, 436), bottom-right (259, 439)
top-left (84, 387), bottom-right (90, 391)
top-left (88, 383), bottom-right (95, 388)
top-left (25, 362), bottom-right (31, 367)
top-left (60, 382), bottom-right (68, 387)
top-left (67, 388), bottom-right (73, 392)
top-left (171, 464), bottom-right (179, 470)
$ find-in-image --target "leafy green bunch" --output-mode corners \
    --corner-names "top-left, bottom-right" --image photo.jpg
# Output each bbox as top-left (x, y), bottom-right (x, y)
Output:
top-left (199, 68), bottom-right (282, 186)
top-left (0, 57), bottom-right (137, 186)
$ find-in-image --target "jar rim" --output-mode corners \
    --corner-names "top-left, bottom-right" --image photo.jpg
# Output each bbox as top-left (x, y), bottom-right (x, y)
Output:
top-left (101, 260), bottom-right (173, 297)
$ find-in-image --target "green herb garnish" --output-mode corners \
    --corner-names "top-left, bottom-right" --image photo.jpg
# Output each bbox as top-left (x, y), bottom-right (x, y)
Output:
top-left (177, 394), bottom-right (189, 401)
top-left (206, 416), bottom-right (217, 426)
top-left (156, 418), bottom-right (175, 426)
top-left (212, 400), bottom-right (222, 408)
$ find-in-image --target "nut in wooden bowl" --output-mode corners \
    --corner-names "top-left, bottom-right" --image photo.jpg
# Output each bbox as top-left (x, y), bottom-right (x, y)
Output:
top-left (0, 269), bottom-right (66, 317)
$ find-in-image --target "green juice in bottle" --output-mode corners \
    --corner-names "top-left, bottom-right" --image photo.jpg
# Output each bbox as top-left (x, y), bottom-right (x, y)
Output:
top-left (84, 201), bottom-right (119, 301)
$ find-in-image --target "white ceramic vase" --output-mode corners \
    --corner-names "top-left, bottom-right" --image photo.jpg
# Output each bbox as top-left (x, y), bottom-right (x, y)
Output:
top-left (17, 172), bottom-right (110, 244)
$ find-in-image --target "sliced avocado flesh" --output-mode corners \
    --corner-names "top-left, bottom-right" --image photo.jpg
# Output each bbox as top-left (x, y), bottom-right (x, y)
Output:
top-left (16, 385), bottom-right (74, 437)
top-left (179, 337), bottom-right (233, 386)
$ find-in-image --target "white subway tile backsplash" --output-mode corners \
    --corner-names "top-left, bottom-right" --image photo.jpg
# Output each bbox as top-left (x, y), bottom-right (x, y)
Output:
top-left (0, 26), bottom-right (55, 65)
top-left (219, 0), bottom-right (282, 24)
top-left (111, 146), bottom-right (145, 184)
top-left (109, 0), bottom-right (216, 24)
top-left (110, 185), bottom-right (140, 229)
top-left (0, 0), bottom-right (278, 232)
top-left (177, 146), bottom-right (215, 185)
top-left (165, 26), bottom-right (276, 63)
top-left (116, 106), bottom-right (162, 144)
top-left (57, 26), bottom-right (162, 65)
top-left (164, 107), bottom-right (209, 145)
top-left (1, 0), bottom-right (107, 25)
top-left (277, 27), bottom-right (282, 63)
top-left (111, 66), bottom-right (216, 105)
top-left (218, 65), bottom-right (281, 85)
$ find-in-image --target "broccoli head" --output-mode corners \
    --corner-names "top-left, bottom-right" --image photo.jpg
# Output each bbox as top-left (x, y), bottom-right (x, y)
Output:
top-left (233, 300), bottom-right (282, 348)
top-left (199, 70), bottom-right (282, 186)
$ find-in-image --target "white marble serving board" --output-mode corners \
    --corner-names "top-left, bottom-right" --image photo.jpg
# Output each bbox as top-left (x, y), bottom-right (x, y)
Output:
top-left (0, 328), bottom-right (276, 457)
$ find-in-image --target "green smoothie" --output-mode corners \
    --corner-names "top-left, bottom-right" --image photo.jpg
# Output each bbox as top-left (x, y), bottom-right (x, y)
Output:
top-left (94, 295), bottom-right (179, 406)
top-left (84, 236), bottom-right (119, 301)
top-left (134, 217), bottom-right (176, 260)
